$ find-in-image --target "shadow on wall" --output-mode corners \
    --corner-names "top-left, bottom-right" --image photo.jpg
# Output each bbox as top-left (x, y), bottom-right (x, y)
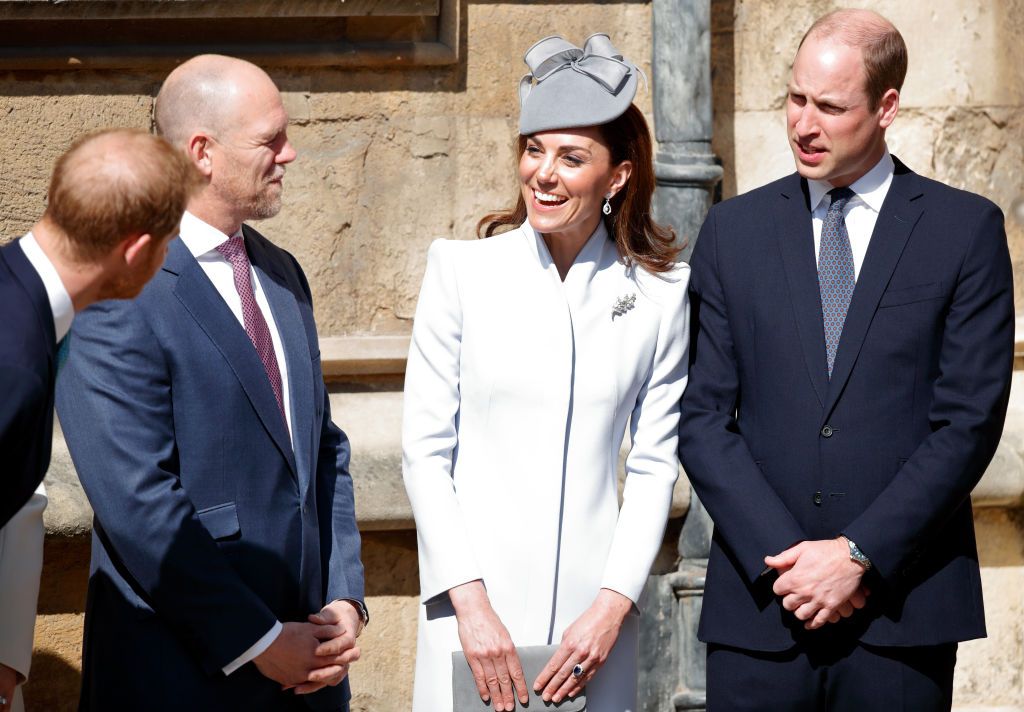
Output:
top-left (710, 0), bottom-right (737, 200)
top-left (23, 651), bottom-right (82, 712)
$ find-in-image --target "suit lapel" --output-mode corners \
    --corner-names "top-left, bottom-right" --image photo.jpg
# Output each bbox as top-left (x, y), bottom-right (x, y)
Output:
top-left (165, 238), bottom-right (297, 476)
top-left (245, 227), bottom-right (315, 493)
top-left (822, 161), bottom-right (924, 419)
top-left (773, 174), bottom-right (828, 407)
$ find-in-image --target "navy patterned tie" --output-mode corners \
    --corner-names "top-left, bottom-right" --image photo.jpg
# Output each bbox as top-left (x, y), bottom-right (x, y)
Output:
top-left (818, 186), bottom-right (856, 378)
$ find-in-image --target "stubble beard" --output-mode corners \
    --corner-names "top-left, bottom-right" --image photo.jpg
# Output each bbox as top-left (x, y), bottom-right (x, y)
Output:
top-left (247, 181), bottom-right (283, 221)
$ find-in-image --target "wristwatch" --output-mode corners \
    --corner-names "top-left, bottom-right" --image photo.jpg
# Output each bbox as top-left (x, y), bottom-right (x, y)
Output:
top-left (844, 536), bottom-right (872, 571)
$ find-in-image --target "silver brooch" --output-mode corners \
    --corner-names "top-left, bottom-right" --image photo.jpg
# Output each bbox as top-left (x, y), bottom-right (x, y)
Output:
top-left (612, 293), bottom-right (636, 319)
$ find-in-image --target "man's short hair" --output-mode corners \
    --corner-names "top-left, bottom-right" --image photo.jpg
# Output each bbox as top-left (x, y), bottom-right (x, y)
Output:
top-left (799, 9), bottom-right (908, 109)
top-left (45, 128), bottom-right (199, 260)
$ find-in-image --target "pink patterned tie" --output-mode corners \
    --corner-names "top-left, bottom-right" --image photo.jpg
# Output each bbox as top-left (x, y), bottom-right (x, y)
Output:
top-left (216, 236), bottom-right (287, 426)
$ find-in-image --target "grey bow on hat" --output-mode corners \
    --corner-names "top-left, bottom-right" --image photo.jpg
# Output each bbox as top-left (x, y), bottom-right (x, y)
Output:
top-left (517, 33), bottom-right (644, 134)
top-left (519, 34), bottom-right (635, 105)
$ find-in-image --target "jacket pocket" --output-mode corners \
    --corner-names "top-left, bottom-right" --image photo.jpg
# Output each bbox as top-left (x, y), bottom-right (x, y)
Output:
top-left (879, 281), bottom-right (944, 308)
top-left (196, 502), bottom-right (241, 540)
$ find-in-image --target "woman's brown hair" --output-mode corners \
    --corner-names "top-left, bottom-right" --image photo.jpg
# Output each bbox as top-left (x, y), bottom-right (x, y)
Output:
top-left (476, 104), bottom-right (680, 274)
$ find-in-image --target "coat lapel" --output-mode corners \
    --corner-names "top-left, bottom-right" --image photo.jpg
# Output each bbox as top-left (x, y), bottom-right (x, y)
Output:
top-left (164, 238), bottom-right (297, 476)
top-left (245, 227), bottom-right (315, 493)
top-left (822, 160), bottom-right (923, 420)
top-left (772, 174), bottom-right (828, 407)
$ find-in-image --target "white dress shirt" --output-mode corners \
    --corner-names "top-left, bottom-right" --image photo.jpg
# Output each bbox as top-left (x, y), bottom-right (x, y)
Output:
top-left (176, 211), bottom-right (289, 675)
top-left (808, 150), bottom-right (895, 281)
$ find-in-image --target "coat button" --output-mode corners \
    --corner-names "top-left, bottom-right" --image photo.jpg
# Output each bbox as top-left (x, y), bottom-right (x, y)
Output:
top-left (813, 491), bottom-right (823, 506)
top-left (821, 425), bottom-right (833, 438)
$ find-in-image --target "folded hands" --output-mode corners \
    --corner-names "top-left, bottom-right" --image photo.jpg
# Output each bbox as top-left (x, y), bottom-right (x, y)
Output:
top-left (253, 599), bottom-right (362, 696)
top-left (764, 537), bottom-right (870, 630)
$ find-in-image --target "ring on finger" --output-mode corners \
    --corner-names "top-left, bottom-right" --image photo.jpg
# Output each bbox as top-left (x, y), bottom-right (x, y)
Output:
top-left (571, 663), bottom-right (585, 680)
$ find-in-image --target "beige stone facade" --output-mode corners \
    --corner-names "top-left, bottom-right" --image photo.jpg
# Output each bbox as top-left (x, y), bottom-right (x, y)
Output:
top-left (1, 1), bottom-right (1022, 710)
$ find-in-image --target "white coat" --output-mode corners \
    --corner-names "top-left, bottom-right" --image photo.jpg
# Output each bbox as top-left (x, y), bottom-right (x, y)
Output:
top-left (0, 485), bottom-right (46, 712)
top-left (402, 221), bottom-right (689, 711)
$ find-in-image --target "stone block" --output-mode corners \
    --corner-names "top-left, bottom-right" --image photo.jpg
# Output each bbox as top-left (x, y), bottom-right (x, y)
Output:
top-left (954, 509), bottom-right (1024, 707)
top-left (727, 109), bottom-right (792, 195)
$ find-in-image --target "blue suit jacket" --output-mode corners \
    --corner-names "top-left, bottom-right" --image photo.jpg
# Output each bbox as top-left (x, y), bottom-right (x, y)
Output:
top-left (0, 241), bottom-right (56, 529)
top-left (57, 227), bottom-right (364, 711)
top-left (678, 159), bottom-right (1014, 651)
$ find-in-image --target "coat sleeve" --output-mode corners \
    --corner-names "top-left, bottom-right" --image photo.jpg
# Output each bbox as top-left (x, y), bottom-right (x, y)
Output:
top-left (402, 239), bottom-right (482, 603)
top-left (0, 366), bottom-right (48, 529)
top-left (599, 266), bottom-right (691, 605)
top-left (55, 300), bottom-right (279, 674)
top-left (843, 202), bottom-right (1014, 583)
top-left (678, 206), bottom-right (808, 582)
top-left (0, 487), bottom-right (46, 683)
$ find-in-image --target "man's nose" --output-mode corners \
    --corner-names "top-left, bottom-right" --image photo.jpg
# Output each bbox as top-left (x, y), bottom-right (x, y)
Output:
top-left (794, 107), bottom-right (818, 137)
top-left (278, 140), bottom-right (298, 164)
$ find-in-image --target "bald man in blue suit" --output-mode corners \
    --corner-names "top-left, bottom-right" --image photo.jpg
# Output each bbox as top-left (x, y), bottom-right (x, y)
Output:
top-left (57, 56), bottom-right (366, 712)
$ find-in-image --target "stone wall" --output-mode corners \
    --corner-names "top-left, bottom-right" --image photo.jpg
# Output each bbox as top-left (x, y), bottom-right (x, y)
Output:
top-left (3, 1), bottom-right (1023, 710)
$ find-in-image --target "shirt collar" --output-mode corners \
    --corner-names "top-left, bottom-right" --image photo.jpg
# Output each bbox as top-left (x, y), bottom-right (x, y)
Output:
top-left (807, 149), bottom-right (895, 213)
top-left (178, 210), bottom-right (243, 258)
top-left (19, 231), bottom-right (74, 342)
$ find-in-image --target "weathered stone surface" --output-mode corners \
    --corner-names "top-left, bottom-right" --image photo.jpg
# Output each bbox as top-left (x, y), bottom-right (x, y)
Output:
top-left (955, 509), bottom-right (1024, 707)
top-left (42, 423), bottom-right (92, 537)
top-left (349, 530), bottom-right (420, 712)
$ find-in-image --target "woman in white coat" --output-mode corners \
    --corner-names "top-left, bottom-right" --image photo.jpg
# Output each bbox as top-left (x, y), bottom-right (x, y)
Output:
top-left (403, 33), bottom-right (690, 712)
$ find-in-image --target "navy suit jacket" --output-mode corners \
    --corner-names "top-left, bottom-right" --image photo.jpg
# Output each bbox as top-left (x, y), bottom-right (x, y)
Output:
top-left (0, 241), bottom-right (56, 529)
top-left (678, 159), bottom-right (1014, 651)
top-left (57, 227), bottom-right (364, 711)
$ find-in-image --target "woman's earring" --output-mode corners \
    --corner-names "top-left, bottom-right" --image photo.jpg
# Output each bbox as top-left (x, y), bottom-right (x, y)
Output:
top-left (602, 194), bottom-right (613, 216)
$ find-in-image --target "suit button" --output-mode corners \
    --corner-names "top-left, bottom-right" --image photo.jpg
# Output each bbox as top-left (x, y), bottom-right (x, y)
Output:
top-left (821, 425), bottom-right (833, 438)
top-left (813, 491), bottom-right (823, 506)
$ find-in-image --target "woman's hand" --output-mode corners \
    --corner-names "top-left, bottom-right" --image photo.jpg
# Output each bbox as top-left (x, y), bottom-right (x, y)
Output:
top-left (534, 588), bottom-right (632, 703)
top-left (449, 580), bottom-right (529, 712)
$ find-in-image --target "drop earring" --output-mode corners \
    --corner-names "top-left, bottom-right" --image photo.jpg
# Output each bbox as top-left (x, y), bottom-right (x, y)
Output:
top-left (602, 194), bottom-right (612, 216)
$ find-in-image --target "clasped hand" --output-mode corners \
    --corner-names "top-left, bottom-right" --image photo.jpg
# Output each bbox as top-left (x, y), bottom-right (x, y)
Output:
top-left (533, 588), bottom-right (631, 704)
top-left (253, 600), bottom-right (362, 695)
top-left (764, 537), bottom-right (870, 630)
top-left (450, 581), bottom-right (632, 710)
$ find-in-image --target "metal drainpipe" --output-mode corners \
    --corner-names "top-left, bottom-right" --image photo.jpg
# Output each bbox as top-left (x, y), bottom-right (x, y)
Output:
top-left (638, 1), bottom-right (721, 710)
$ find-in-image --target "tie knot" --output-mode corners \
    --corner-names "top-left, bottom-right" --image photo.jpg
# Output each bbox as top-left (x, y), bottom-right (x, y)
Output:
top-left (216, 235), bottom-right (249, 266)
top-left (828, 186), bottom-right (856, 211)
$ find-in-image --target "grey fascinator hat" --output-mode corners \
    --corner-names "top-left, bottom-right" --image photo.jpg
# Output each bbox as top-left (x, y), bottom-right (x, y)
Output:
top-left (518, 33), bottom-right (644, 135)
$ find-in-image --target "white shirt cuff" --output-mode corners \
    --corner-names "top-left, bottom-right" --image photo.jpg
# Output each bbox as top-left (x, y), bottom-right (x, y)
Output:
top-left (222, 620), bottom-right (282, 676)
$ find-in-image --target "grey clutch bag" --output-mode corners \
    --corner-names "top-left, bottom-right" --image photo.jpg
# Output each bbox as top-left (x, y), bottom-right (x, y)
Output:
top-left (452, 644), bottom-right (587, 711)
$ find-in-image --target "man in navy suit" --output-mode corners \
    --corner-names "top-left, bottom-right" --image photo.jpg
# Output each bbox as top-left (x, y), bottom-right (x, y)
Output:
top-left (0, 129), bottom-right (196, 712)
top-left (678, 9), bottom-right (1013, 710)
top-left (57, 55), bottom-right (366, 711)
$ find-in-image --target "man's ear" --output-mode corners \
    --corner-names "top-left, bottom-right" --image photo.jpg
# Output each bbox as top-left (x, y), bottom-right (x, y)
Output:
top-left (187, 134), bottom-right (214, 177)
top-left (121, 233), bottom-right (153, 267)
top-left (878, 88), bottom-right (899, 130)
